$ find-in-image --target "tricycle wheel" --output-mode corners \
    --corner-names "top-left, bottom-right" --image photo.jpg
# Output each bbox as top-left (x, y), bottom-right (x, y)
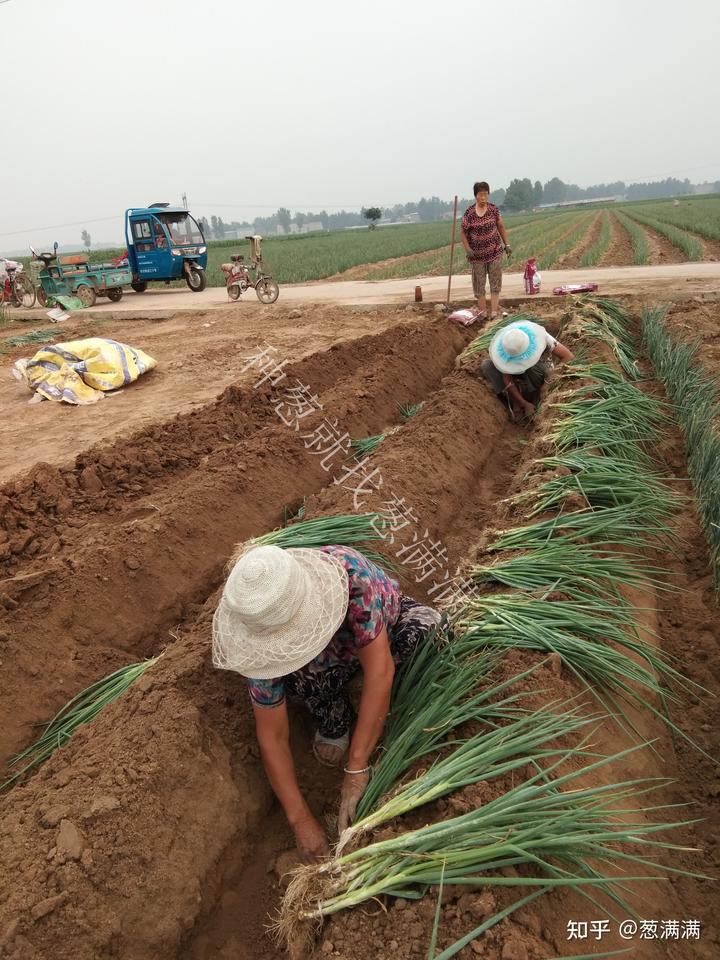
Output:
top-left (15, 276), bottom-right (36, 308)
top-left (107, 288), bottom-right (123, 302)
top-left (37, 286), bottom-right (48, 307)
top-left (131, 280), bottom-right (148, 293)
top-left (76, 285), bottom-right (97, 307)
top-left (186, 266), bottom-right (206, 292)
top-left (228, 282), bottom-right (242, 301)
top-left (256, 277), bottom-right (280, 304)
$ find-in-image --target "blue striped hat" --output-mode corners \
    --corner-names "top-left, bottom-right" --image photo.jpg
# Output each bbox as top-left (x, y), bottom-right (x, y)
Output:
top-left (489, 321), bottom-right (547, 374)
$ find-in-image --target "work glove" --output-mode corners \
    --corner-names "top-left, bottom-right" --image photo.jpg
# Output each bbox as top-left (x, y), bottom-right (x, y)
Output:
top-left (338, 769), bottom-right (371, 834)
top-left (465, 252), bottom-right (475, 262)
top-left (504, 245), bottom-right (512, 257)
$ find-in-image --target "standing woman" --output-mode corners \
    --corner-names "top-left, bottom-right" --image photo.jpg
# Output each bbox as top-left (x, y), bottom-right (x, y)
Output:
top-left (461, 181), bottom-right (512, 320)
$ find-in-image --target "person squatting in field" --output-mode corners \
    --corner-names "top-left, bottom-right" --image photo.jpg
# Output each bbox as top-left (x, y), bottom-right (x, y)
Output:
top-left (461, 181), bottom-right (512, 320)
top-left (212, 543), bottom-right (440, 862)
top-left (482, 319), bottom-right (574, 420)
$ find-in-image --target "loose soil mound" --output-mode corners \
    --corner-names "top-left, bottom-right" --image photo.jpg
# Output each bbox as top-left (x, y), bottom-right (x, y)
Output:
top-left (0, 304), bottom-right (434, 482)
top-left (0, 300), bottom-right (717, 960)
top-left (0, 314), bottom-right (469, 771)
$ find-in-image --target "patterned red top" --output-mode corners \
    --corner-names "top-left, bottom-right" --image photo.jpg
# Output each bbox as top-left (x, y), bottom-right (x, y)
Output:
top-left (462, 203), bottom-right (502, 263)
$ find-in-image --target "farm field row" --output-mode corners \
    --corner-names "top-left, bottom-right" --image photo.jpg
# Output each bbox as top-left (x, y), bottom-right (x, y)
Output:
top-left (194, 197), bottom-right (720, 283)
top-left (338, 201), bottom-right (720, 281)
top-left (69, 196), bottom-right (720, 289)
top-left (0, 297), bottom-right (718, 960)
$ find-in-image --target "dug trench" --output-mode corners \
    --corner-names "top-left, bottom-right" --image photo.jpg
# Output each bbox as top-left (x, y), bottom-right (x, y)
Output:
top-left (0, 301), bottom-right (717, 960)
top-left (0, 304), bottom-right (538, 960)
top-left (275, 309), bottom-right (720, 960)
top-left (0, 313), bottom-right (474, 771)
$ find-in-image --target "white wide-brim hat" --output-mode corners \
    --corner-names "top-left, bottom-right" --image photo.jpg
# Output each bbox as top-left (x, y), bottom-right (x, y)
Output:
top-left (212, 544), bottom-right (349, 680)
top-left (489, 320), bottom-right (547, 374)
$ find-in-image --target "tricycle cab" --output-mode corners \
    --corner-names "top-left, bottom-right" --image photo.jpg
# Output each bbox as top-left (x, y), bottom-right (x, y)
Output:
top-left (125, 205), bottom-right (208, 292)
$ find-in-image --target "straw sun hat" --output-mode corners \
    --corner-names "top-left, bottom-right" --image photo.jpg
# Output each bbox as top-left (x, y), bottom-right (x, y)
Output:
top-left (212, 545), bottom-right (349, 680)
top-left (489, 321), bottom-right (548, 374)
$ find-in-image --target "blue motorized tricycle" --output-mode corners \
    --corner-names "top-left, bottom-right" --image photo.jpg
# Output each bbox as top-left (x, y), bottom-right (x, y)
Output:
top-left (125, 204), bottom-right (208, 293)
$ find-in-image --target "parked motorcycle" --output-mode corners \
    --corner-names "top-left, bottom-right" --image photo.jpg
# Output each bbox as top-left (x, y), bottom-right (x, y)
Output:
top-left (0, 258), bottom-right (36, 308)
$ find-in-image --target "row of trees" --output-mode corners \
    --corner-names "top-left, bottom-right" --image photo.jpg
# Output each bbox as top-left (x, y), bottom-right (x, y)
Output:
top-left (196, 177), bottom-right (712, 237)
top-left (502, 176), bottom-right (697, 211)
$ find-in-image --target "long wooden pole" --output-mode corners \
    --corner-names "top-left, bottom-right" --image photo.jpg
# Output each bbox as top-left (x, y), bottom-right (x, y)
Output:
top-left (446, 195), bottom-right (459, 304)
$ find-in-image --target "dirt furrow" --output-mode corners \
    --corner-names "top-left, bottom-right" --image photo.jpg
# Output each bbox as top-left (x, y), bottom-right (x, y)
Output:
top-left (598, 211), bottom-right (635, 267)
top-left (635, 221), bottom-right (689, 264)
top-left (553, 212), bottom-right (603, 269)
top-left (0, 300), bottom-right (717, 960)
top-left (0, 341), bottom-right (531, 960)
top-left (0, 317), bottom-right (470, 771)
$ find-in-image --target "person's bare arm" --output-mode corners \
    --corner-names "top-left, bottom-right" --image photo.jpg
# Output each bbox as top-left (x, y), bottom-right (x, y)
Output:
top-left (461, 225), bottom-right (472, 256)
top-left (253, 700), bottom-right (329, 861)
top-left (338, 628), bottom-right (395, 832)
top-left (551, 341), bottom-right (574, 363)
top-left (348, 628), bottom-right (395, 767)
top-left (497, 214), bottom-right (510, 248)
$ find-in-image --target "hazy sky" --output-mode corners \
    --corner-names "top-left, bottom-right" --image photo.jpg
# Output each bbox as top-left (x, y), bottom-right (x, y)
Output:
top-left (1, 0), bottom-right (717, 251)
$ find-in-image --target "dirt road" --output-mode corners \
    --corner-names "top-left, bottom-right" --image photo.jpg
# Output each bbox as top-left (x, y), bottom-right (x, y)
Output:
top-left (7, 262), bottom-right (720, 319)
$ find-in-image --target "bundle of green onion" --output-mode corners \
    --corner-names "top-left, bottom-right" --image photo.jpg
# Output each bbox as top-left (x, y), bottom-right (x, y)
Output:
top-left (473, 541), bottom-right (674, 601)
top-left (280, 740), bottom-right (698, 940)
top-left (347, 701), bottom-right (597, 841)
top-left (252, 512), bottom-right (393, 571)
top-left (490, 503), bottom-right (674, 552)
top-left (357, 642), bottom-right (549, 821)
top-left (2, 655), bottom-right (162, 791)
top-left (350, 434), bottom-right (385, 458)
top-left (398, 402), bottom-right (423, 420)
top-left (514, 451), bottom-right (678, 520)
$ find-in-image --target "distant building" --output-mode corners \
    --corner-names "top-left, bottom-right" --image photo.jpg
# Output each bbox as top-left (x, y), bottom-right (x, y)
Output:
top-left (537, 196), bottom-right (621, 210)
top-left (301, 221), bottom-right (324, 233)
top-left (397, 212), bottom-right (421, 223)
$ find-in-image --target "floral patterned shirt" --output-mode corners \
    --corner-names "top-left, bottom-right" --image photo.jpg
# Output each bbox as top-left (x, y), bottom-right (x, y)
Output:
top-left (461, 202), bottom-right (502, 263)
top-left (247, 545), bottom-right (401, 707)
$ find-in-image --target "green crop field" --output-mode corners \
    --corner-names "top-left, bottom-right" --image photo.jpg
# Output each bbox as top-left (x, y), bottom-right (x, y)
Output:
top-left (39, 194), bottom-right (719, 289)
top-left (621, 196), bottom-right (720, 243)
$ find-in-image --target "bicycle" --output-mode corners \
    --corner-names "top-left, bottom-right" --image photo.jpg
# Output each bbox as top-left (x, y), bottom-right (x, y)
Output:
top-left (0, 258), bottom-right (36, 308)
top-left (220, 235), bottom-right (280, 304)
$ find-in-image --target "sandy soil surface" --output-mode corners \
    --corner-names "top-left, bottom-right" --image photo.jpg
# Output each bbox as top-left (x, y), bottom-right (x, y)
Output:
top-left (553, 212), bottom-right (603, 270)
top-left (0, 303), bottom-right (428, 481)
top-left (0, 296), bottom-right (718, 960)
top-left (2, 264), bottom-right (719, 320)
top-left (599, 212), bottom-right (636, 267)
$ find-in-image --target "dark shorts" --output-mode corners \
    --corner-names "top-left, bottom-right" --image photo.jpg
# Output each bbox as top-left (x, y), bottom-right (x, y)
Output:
top-left (285, 596), bottom-right (441, 738)
top-left (471, 255), bottom-right (503, 297)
